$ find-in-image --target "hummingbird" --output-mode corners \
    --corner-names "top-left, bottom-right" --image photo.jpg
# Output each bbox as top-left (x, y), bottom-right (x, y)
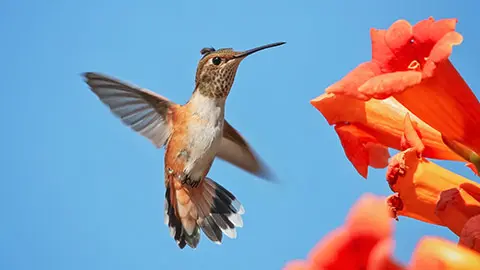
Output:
top-left (82, 41), bottom-right (285, 249)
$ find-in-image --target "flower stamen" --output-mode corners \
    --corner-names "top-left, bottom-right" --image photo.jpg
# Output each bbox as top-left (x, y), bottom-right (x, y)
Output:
top-left (408, 60), bottom-right (421, 71)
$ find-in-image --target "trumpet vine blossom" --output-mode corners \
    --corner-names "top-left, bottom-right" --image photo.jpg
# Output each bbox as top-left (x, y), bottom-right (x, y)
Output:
top-left (283, 195), bottom-right (480, 270)
top-left (311, 93), bottom-right (465, 178)
top-left (325, 17), bottom-right (480, 156)
top-left (300, 17), bottom-right (480, 269)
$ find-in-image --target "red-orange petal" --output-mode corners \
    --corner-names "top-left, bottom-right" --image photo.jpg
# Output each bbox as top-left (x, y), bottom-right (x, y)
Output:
top-left (367, 239), bottom-right (405, 270)
top-left (435, 187), bottom-right (480, 236)
top-left (284, 195), bottom-right (401, 270)
top-left (423, 31), bottom-right (463, 77)
top-left (283, 260), bottom-right (312, 270)
top-left (341, 194), bottom-right (394, 268)
top-left (345, 194), bottom-right (393, 238)
top-left (392, 60), bottom-right (480, 155)
top-left (335, 123), bottom-right (390, 178)
top-left (343, 17), bottom-right (480, 155)
top-left (412, 18), bottom-right (463, 77)
top-left (325, 62), bottom-right (380, 100)
top-left (310, 93), bottom-right (463, 178)
top-left (308, 194), bottom-right (394, 269)
top-left (358, 71), bottom-right (423, 100)
top-left (308, 227), bottom-right (356, 269)
top-left (459, 214), bottom-right (480, 252)
top-left (369, 17), bottom-right (461, 75)
top-left (409, 237), bottom-right (480, 269)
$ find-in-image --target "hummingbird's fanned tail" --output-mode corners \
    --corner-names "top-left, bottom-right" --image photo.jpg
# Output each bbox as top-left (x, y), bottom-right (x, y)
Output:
top-left (164, 178), bottom-right (244, 249)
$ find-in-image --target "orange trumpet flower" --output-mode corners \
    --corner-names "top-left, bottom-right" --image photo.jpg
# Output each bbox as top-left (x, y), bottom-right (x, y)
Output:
top-left (385, 119), bottom-right (480, 234)
top-left (303, 16), bottom-right (480, 270)
top-left (283, 194), bottom-right (480, 269)
top-left (311, 93), bottom-right (462, 178)
top-left (386, 148), bottom-right (480, 231)
top-left (459, 214), bottom-right (480, 252)
top-left (283, 194), bottom-right (402, 270)
top-left (385, 123), bottom-right (480, 238)
top-left (325, 17), bottom-right (480, 155)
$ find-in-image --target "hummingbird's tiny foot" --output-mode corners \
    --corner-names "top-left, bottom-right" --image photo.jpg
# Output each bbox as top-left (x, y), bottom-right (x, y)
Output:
top-left (180, 175), bottom-right (200, 188)
top-left (191, 181), bottom-right (200, 188)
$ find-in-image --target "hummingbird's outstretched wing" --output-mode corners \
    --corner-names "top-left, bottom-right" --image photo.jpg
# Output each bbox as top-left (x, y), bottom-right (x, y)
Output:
top-left (82, 72), bottom-right (175, 148)
top-left (217, 120), bottom-right (274, 181)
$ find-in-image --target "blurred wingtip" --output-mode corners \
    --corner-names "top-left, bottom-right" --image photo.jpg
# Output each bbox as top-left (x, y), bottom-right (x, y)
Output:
top-left (80, 71), bottom-right (92, 79)
top-left (256, 161), bottom-right (280, 184)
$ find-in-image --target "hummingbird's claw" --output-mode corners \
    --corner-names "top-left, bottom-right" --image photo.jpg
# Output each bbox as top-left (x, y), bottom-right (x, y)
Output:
top-left (180, 174), bottom-right (200, 188)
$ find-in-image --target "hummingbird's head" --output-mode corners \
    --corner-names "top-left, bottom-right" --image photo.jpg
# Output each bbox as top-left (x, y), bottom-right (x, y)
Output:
top-left (194, 41), bottom-right (286, 98)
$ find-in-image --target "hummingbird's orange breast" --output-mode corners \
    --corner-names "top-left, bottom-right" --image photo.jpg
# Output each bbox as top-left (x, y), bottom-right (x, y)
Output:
top-left (164, 92), bottom-right (226, 187)
top-left (164, 106), bottom-right (191, 183)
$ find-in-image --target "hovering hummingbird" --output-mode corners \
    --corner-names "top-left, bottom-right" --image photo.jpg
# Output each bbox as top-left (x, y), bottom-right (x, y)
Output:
top-left (82, 41), bottom-right (285, 249)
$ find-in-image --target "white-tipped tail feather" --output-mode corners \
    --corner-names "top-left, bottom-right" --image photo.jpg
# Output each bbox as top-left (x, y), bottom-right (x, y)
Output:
top-left (164, 177), bottom-right (244, 249)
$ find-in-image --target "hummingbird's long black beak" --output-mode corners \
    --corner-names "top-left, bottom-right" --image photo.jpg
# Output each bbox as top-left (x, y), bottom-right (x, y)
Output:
top-left (233, 42), bottom-right (286, 59)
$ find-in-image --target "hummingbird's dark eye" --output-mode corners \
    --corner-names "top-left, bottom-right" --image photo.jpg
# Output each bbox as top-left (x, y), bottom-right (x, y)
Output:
top-left (212, 57), bottom-right (222, 65)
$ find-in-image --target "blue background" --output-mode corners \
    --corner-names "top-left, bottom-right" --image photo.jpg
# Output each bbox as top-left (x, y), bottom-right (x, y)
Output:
top-left (1, 0), bottom-right (479, 269)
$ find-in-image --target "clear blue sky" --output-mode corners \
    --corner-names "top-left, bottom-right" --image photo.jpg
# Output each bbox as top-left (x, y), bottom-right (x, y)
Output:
top-left (1, 1), bottom-right (479, 269)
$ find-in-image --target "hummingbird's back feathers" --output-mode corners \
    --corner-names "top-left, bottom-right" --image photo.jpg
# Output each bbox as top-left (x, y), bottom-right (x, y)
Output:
top-left (218, 120), bottom-right (275, 181)
top-left (165, 176), bottom-right (244, 249)
top-left (82, 72), bottom-right (176, 148)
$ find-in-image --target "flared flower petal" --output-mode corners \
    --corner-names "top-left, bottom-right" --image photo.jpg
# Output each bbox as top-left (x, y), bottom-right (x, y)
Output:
top-left (459, 214), bottom-right (480, 253)
top-left (435, 185), bottom-right (480, 236)
top-left (334, 123), bottom-right (390, 178)
top-left (393, 60), bottom-right (480, 156)
top-left (386, 148), bottom-right (480, 232)
top-left (409, 237), bottom-right (480, 269)
top-left (282, 260), bottom-right (310, 270)
top-left (326, 17), bottom-right (480, 155)
top-left (367, 239), bottom-right (405, 270)
top-left (311, 93), bottom-right (463, 178)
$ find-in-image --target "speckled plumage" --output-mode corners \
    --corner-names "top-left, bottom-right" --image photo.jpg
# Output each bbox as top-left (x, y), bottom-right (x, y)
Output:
top-left (195, 48), bottom-right (241, 98)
